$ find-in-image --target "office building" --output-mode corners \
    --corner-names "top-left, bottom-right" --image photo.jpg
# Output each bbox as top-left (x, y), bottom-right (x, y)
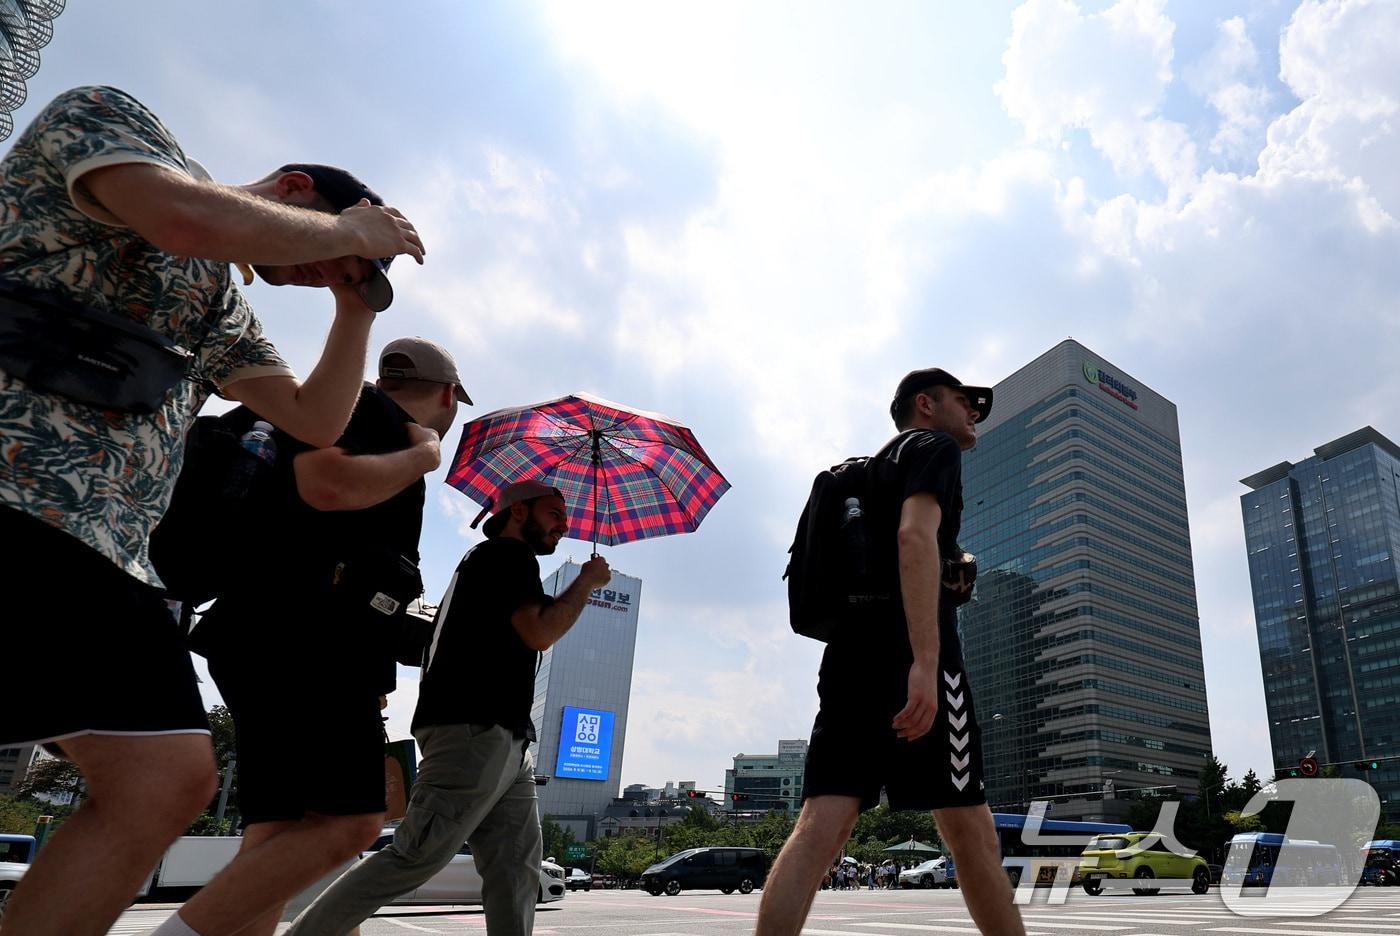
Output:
top-left (1241, 427), bottom-right (1400, 817)
top-left (0, 744), bottom-right (41, 793)
top-left (725, 740), bottom-right (808, 812)
top-left (530, 561), bottom-right (642, 841)
top-left (958, 339), bottom-right (1213, 821)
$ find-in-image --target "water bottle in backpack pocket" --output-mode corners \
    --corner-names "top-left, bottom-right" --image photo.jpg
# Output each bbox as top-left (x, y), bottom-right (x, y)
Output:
top-left (784, 457), bottom-right (893, 642)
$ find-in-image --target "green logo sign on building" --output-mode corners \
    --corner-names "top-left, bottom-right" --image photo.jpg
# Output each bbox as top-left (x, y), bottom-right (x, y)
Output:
top-left (1082, 360), bottom-right (1139, 410)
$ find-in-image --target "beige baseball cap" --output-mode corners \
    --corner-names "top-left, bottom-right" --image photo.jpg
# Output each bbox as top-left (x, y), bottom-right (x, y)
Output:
top-left (379, 336), bottom-right (472, 404)
top-left (471, 480), bottom-right (567, 538)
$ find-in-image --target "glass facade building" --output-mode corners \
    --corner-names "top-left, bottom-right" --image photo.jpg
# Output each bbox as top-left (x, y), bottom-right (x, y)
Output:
top-left (1240, 427), bottom-right (1400, 817)
top-left (530, 562), bottom-right (643, 841)
top-left (958, 340), bottom-right (1212, 821)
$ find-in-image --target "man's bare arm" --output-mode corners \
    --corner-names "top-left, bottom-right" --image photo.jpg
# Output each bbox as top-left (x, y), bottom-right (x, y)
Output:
top-left (221, 286), bottom-right (374, 448)
top-left (892, 491), bottom-right (943, 741)
top-left (293, 424), bottom-right (441, 512)
top-left (81, 163), bottom-right (424, 265)
top-left (512, 557), bottom-right (611, 652)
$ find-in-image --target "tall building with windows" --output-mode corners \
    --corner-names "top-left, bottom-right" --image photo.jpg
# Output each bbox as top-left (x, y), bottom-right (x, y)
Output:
top-left (725, 740), bottom-right (808, 813)
top-left (1240, 427), bottom-right (1400, 817)
top-left (530, 561), bottom-right (643, 841)
top-left (957, 339), bottom-right (1212, 821)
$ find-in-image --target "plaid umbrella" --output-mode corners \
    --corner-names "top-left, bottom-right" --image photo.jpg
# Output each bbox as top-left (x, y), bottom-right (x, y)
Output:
top-left (445, 392), bottom-right (730, 551)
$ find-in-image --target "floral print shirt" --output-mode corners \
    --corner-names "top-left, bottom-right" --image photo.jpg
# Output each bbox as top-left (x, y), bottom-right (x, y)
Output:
top-left (0, 86), bottom-right (294, 586)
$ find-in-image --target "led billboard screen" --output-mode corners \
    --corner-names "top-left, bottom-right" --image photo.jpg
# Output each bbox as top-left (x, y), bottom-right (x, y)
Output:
top-left (554, 706), bottom-right (615, 781)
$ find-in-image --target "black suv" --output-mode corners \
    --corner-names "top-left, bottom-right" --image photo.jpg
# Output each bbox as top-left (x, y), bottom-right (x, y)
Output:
top-left (642, 847), bottom-right (767, 896)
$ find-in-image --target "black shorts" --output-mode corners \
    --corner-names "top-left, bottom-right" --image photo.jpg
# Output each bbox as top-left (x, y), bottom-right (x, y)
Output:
top-left (1, 507), bottom-right (210, 747)
top-left (206, 611), bottom-right (386, 825)
top-left (802, 641), bottom-right (987, 813)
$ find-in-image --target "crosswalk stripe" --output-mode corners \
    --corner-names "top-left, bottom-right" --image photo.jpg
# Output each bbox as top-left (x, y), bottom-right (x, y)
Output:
top-left (1209, 923), bottom-right (1349, 929)
top-left (1004, 923), bottom-right (1130, 931)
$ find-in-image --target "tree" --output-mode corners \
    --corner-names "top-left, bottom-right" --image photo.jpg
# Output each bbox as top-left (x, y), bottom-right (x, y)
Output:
top-left (185, 812), bottom-right (232, 836)
top-left (541, 819), bottom-right (576, 864)
top-left (13, 757), bottom-right (84, 804)
top-left (592, 833), bottom-right (661, 880)
top-left (0, 793), bottom-right (54, 835)
top-left (1224, 810), bottom-right (1263, 834)
top-left (207, 705), bottom-right (237, 766)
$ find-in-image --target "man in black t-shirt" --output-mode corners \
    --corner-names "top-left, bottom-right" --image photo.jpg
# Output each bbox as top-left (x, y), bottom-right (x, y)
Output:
top-left (191, 337), bottom-right (469, 936)
top-left (287, 479), bottom-right (611, 936)
top-left (756, 369), bottom-right (1026, 936)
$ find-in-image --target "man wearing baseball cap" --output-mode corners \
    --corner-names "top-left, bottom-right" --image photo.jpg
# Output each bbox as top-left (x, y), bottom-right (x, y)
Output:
top-left (757, 368), bottom-right (1026, 936)
top-left (0, 83), bottom-right (425, 936)
top-left (183, 337), bottom-right (469, 936)
top-left (287, 481), bottom-right (611, 936)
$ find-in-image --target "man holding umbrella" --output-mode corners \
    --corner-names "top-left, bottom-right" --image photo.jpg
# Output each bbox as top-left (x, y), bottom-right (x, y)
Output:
top-left (287, 480), bottom-right (610, 936)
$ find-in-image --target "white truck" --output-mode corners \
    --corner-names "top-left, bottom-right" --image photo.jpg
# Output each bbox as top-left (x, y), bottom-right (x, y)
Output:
top-left (137, 836), bottom-right (241, 900)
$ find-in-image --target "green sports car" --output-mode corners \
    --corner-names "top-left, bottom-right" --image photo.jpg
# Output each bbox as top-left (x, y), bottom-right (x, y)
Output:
top-left (1078, 832), bottom-right (1210, 895)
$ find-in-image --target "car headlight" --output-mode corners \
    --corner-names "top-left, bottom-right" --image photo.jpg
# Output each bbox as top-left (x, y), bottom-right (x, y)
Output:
top-left (545, 867), bottom-right (563, 879)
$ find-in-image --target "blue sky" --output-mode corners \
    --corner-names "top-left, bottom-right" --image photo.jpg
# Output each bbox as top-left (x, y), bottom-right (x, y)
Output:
top-left (14, 0), bottom-right (1400, 794)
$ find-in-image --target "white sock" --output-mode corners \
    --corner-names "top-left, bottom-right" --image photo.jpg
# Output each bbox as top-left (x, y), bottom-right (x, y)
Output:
top-left (149, 912), bottom-right (204, 936)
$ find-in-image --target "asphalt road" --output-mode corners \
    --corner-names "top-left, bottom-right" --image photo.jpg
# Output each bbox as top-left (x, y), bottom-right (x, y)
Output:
top-left (109, 887), bottom-right (1400, 936)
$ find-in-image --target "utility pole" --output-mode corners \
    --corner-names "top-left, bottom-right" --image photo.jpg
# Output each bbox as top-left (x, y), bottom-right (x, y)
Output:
top-left (214, 758), bottom-right (236, 826)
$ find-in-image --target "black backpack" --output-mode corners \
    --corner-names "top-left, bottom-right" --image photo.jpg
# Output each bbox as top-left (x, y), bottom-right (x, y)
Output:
top-left (784, 455), bottom-right (895, 642)
top-left (149, 406), bottom-right (280, 607)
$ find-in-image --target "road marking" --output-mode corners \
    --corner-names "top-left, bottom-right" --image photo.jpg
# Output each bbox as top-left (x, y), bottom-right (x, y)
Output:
top-left (1011, 922), bottom-right (1132, 930)
top-left (1265, 923), bottom-right (1400, 930)
top-left (1206, 929), bottom-right (1349, 936)
top-left (385, 920), bottom-right (445, 933)
top-left (669, 905), bottom-right (756, 916)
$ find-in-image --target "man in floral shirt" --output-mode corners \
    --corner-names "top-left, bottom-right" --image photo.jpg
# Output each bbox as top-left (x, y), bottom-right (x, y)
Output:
top-left (0, 86), bottom-right (425, 936)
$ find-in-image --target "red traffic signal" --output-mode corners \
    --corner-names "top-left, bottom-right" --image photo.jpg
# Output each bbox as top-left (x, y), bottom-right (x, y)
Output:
top-left (686, 789), bottom-right (703, 798)
top-left (1299, 755), bottom-right (1320, 778)
top-left (731, 792), bottom-right (750, 802)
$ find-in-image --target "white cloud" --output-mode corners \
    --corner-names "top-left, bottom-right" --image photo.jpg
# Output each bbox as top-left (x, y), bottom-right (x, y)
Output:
top-left (1184, 17), bottom-right (1271, 161)
top-left (997, 0), bottom-right (1196, 195)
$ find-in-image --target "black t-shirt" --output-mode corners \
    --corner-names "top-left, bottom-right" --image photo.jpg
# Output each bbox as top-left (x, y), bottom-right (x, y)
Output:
top-left (278, 384), bottom-right (426, 574)
top-left (207, 384), bottom-right (426, 691)
top-left (822, 429), bottom-right (965, 672)
top-left (412, 537), bottom-right (552, 739)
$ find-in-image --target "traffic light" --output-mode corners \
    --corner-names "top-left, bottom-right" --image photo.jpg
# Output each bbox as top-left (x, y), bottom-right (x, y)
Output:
top-left (731, 793), bottom-right (750, 802)
top-left (1355, 760), bottom-right (1380, 771)
top-left (686, 789), bottom-right (703, 798)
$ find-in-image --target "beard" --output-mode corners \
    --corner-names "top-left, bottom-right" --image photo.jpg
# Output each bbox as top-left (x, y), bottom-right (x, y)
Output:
top-left (522, 515), bottom-right (557, 555)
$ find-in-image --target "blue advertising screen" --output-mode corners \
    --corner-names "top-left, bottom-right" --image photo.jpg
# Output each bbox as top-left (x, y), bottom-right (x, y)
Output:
top-left (555, 706), bottom-right (615, 781)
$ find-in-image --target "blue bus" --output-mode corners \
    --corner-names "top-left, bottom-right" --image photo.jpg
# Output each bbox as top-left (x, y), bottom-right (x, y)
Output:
top-left (946, 813), bottom-right (1131, 889)
top-left (1223, 832), bottom-right (1344, 887)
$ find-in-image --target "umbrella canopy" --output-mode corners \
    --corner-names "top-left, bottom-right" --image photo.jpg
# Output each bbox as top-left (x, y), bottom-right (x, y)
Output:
top-left (446, 392), bottom-right (730, 549)
top-left (880, 839), bottom-right (942, 856)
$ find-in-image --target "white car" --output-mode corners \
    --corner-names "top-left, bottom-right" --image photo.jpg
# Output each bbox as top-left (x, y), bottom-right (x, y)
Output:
top-left (367, 832), bottom-right (566, 906)
top-left (0, 862), bottom-right (25, 920)
top-left (899, 857), bottom-right (948, 889)
top-left (565, 868), bottom-right (592, 891)
top-left (285, 830), bottom-right (565, 918)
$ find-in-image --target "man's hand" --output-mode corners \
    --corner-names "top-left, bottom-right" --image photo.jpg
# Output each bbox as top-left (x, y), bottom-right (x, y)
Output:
top-left (892, 658), bottom-right (939, 741)
top-left (404, 422), bottom-right (442, 474)
top-left (579, 556), bottom-right (612, 590)
top-left (336, 198), bottom-right (426, 264)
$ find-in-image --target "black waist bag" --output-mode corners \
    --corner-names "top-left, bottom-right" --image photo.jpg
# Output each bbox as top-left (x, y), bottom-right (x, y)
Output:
top-left (0, 280), bottom-right (192, 413)
top-left (329, 550), bottom-right (424, 625)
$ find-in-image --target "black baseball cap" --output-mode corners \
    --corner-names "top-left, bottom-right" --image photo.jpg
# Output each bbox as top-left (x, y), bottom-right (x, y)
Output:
top-left (279, 163), bottom-right (394, 312)
top-left (890, 368), bottom-right (994, 424)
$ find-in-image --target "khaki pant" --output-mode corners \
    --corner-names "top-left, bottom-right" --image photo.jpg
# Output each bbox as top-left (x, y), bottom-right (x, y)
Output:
top-left (285, 723), bottom-right (541, 936)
